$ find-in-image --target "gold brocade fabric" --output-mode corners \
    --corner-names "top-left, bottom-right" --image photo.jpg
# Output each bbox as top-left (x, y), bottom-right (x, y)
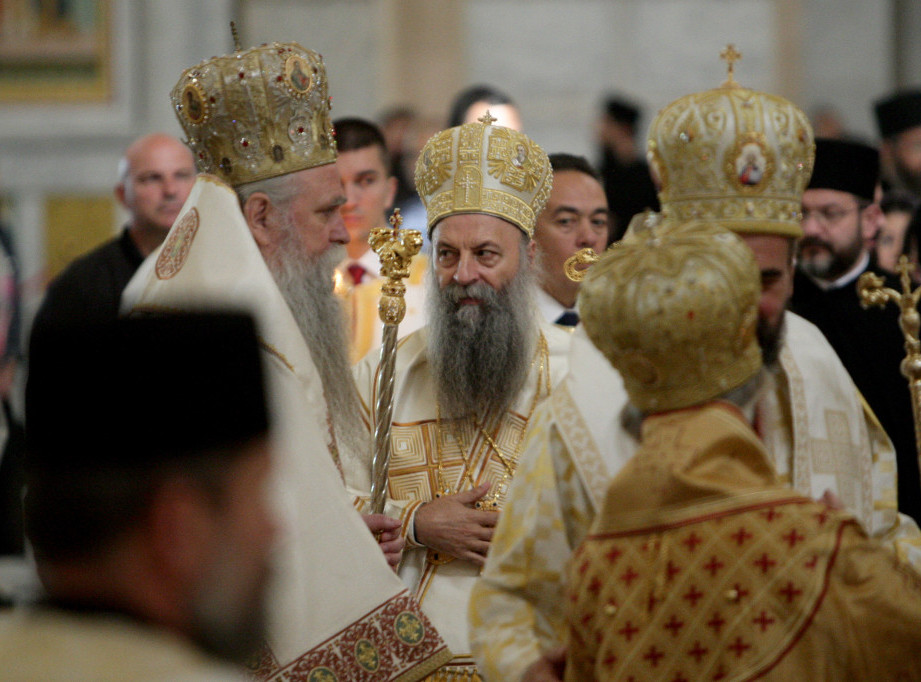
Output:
top-left (420, 666), bottom-right (481, 682)
top-left (646, 56), bottom-right (814, 239)
top-left (351, 323), bottom-right (571, 674)
top-left (414, 117), bottom-right (552, 237)
top-left (565, 403), bottom-right (921, 681)
top-left (171, 42), bottom-right (336, 186)
top-left (579, 221), bottom-right (761, 412)
top-left (388, 413), bottom-right (528, 510)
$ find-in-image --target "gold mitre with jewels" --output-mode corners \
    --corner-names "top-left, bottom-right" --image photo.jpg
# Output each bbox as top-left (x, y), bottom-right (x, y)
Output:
top-left (647, 45), bottom-right (815, 239)
top-left (579, 220), bottom-right (762, 413)
top-left (414, 113), bottom-right (552, 237)
top-left (171, 40), bottom-right (336, 187)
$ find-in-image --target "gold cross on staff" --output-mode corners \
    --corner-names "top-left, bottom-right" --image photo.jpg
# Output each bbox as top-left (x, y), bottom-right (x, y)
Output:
top-left (720, 44), bottom-right (742, 85)
top-left (389, 207), bottom-right (403, 231)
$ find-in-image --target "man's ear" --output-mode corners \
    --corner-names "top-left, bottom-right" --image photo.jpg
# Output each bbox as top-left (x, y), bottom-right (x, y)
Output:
top-left (526, 237), bottom-right (537, 264)
top-left (384, 175), bottom-right (398, 212)
top-left (243, 194), bottom-right (276, 250)
top-left (860, 203), bottom-right (883, 243)
top-left (114, 183), bottom-right (128, 210)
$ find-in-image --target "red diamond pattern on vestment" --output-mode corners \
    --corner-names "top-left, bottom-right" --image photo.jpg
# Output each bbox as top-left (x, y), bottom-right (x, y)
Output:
top-left (704, 555), bottom-right (724, 576)
top-left (683, 585), bottom-right (704, 607)
top-left (779, 581), bottom-right (803, 603)
top-left (730, 526), bottom-right (753, 546)
top-left (782, 528), bottom-right (805, 548)
top-left (707, 612), bottom-right (726, 634)
top-left (643, 645), bottom-right (665, 667)
top-left (666, 560), bottom-right (682, 581)
top-left (752, 610), bottom-right (775, 632)
top-left (682, 531), bottom-right (703, 552)
top-left (688, 641), bottom-right (709, 663)
top-left (618, 621), bottom-right (639, 641)
top-left (728, 636), bottom-right (752, 658)
top-left (753, 553), bottom-right (777, 574)
top-left (664, 614), bottom-right (684, 636)
top-left (620, 566), bottom-right (639, 585)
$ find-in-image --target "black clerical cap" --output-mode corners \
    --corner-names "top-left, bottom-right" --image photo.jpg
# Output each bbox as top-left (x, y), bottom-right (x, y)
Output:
top-left (25, 312), bottom-right (268, 472)
top-left (874, 90), bottom-right (921, 138)
top-left (807, 138), bottom-right (879, 202)
top-left (604, 96), bottom-right (641, 126)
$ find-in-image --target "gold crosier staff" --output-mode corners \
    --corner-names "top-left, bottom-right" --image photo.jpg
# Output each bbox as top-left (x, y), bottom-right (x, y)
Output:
top-left (563, 211), bottom-right (664, 283)
top-left (368, 209), bottom-right (423, 514)
top-left (858, 255), bottom-right (921, 492)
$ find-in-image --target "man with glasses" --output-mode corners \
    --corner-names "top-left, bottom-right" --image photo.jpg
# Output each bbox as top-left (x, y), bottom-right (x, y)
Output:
top-left (792, 137), bottom-right (919, 523)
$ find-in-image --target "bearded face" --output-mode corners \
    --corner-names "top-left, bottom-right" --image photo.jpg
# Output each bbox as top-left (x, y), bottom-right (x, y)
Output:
top-left (266, 210), bottom-right (369, 461)
top-left (426, 239), bottom-right (538, 421)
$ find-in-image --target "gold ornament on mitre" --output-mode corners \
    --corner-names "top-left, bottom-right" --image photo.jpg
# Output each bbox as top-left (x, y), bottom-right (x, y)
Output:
top-left (579, 220), bottom-right (762, 413)
top-left (646, 44), bottom-right (815, 239)
top-left (171, 39), bottom-right (336, 187)
top-left (414, 112), bottom-right (553, 237)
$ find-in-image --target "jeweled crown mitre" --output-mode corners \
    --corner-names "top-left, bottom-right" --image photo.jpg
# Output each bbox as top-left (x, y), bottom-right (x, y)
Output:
top-left (414, 113), bottom-right (553, 237)
top-left (171, 41), bottom-right (336, 187)
top-left (646, 45), bottom-right (815, 239)
top-left (579, 220), bottom-right (762, 413)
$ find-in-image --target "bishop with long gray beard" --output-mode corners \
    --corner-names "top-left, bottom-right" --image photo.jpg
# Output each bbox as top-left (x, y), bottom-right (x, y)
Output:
top-left (426, 238), bottom-right (537, 422)
top-left (350, 114), bottom-right (571, 678)
top-left (265, 209), bottom-right (369, 462)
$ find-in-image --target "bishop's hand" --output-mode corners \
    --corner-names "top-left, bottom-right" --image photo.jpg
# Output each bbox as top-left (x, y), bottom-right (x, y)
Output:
top-left (362, 513), bottom-right (405, 571)
top-left (414, 483), bottom-right (498, 566)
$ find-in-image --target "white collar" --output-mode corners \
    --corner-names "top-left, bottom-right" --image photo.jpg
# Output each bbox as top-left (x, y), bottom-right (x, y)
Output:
top-left (534, 285), bottom-right (574, 326)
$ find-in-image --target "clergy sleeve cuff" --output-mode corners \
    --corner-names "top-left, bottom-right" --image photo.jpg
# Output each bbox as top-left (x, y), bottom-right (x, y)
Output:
top-left (402, 500), bottom-right (426, 548)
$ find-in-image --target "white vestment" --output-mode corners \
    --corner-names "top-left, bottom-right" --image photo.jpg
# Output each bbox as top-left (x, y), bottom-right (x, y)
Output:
top-left (469, 314), bottom-right (921, 682)
top-left (351, 322), bottom-right (571, 675)
top-left (122, 175), bottom-right (451, 681)
top-left (0, 608), bottom-right (248, 681)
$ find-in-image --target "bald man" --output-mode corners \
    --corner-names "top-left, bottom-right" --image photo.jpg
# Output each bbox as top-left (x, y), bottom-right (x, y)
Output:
top-left (34, 133), bottom-right (196, 326)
